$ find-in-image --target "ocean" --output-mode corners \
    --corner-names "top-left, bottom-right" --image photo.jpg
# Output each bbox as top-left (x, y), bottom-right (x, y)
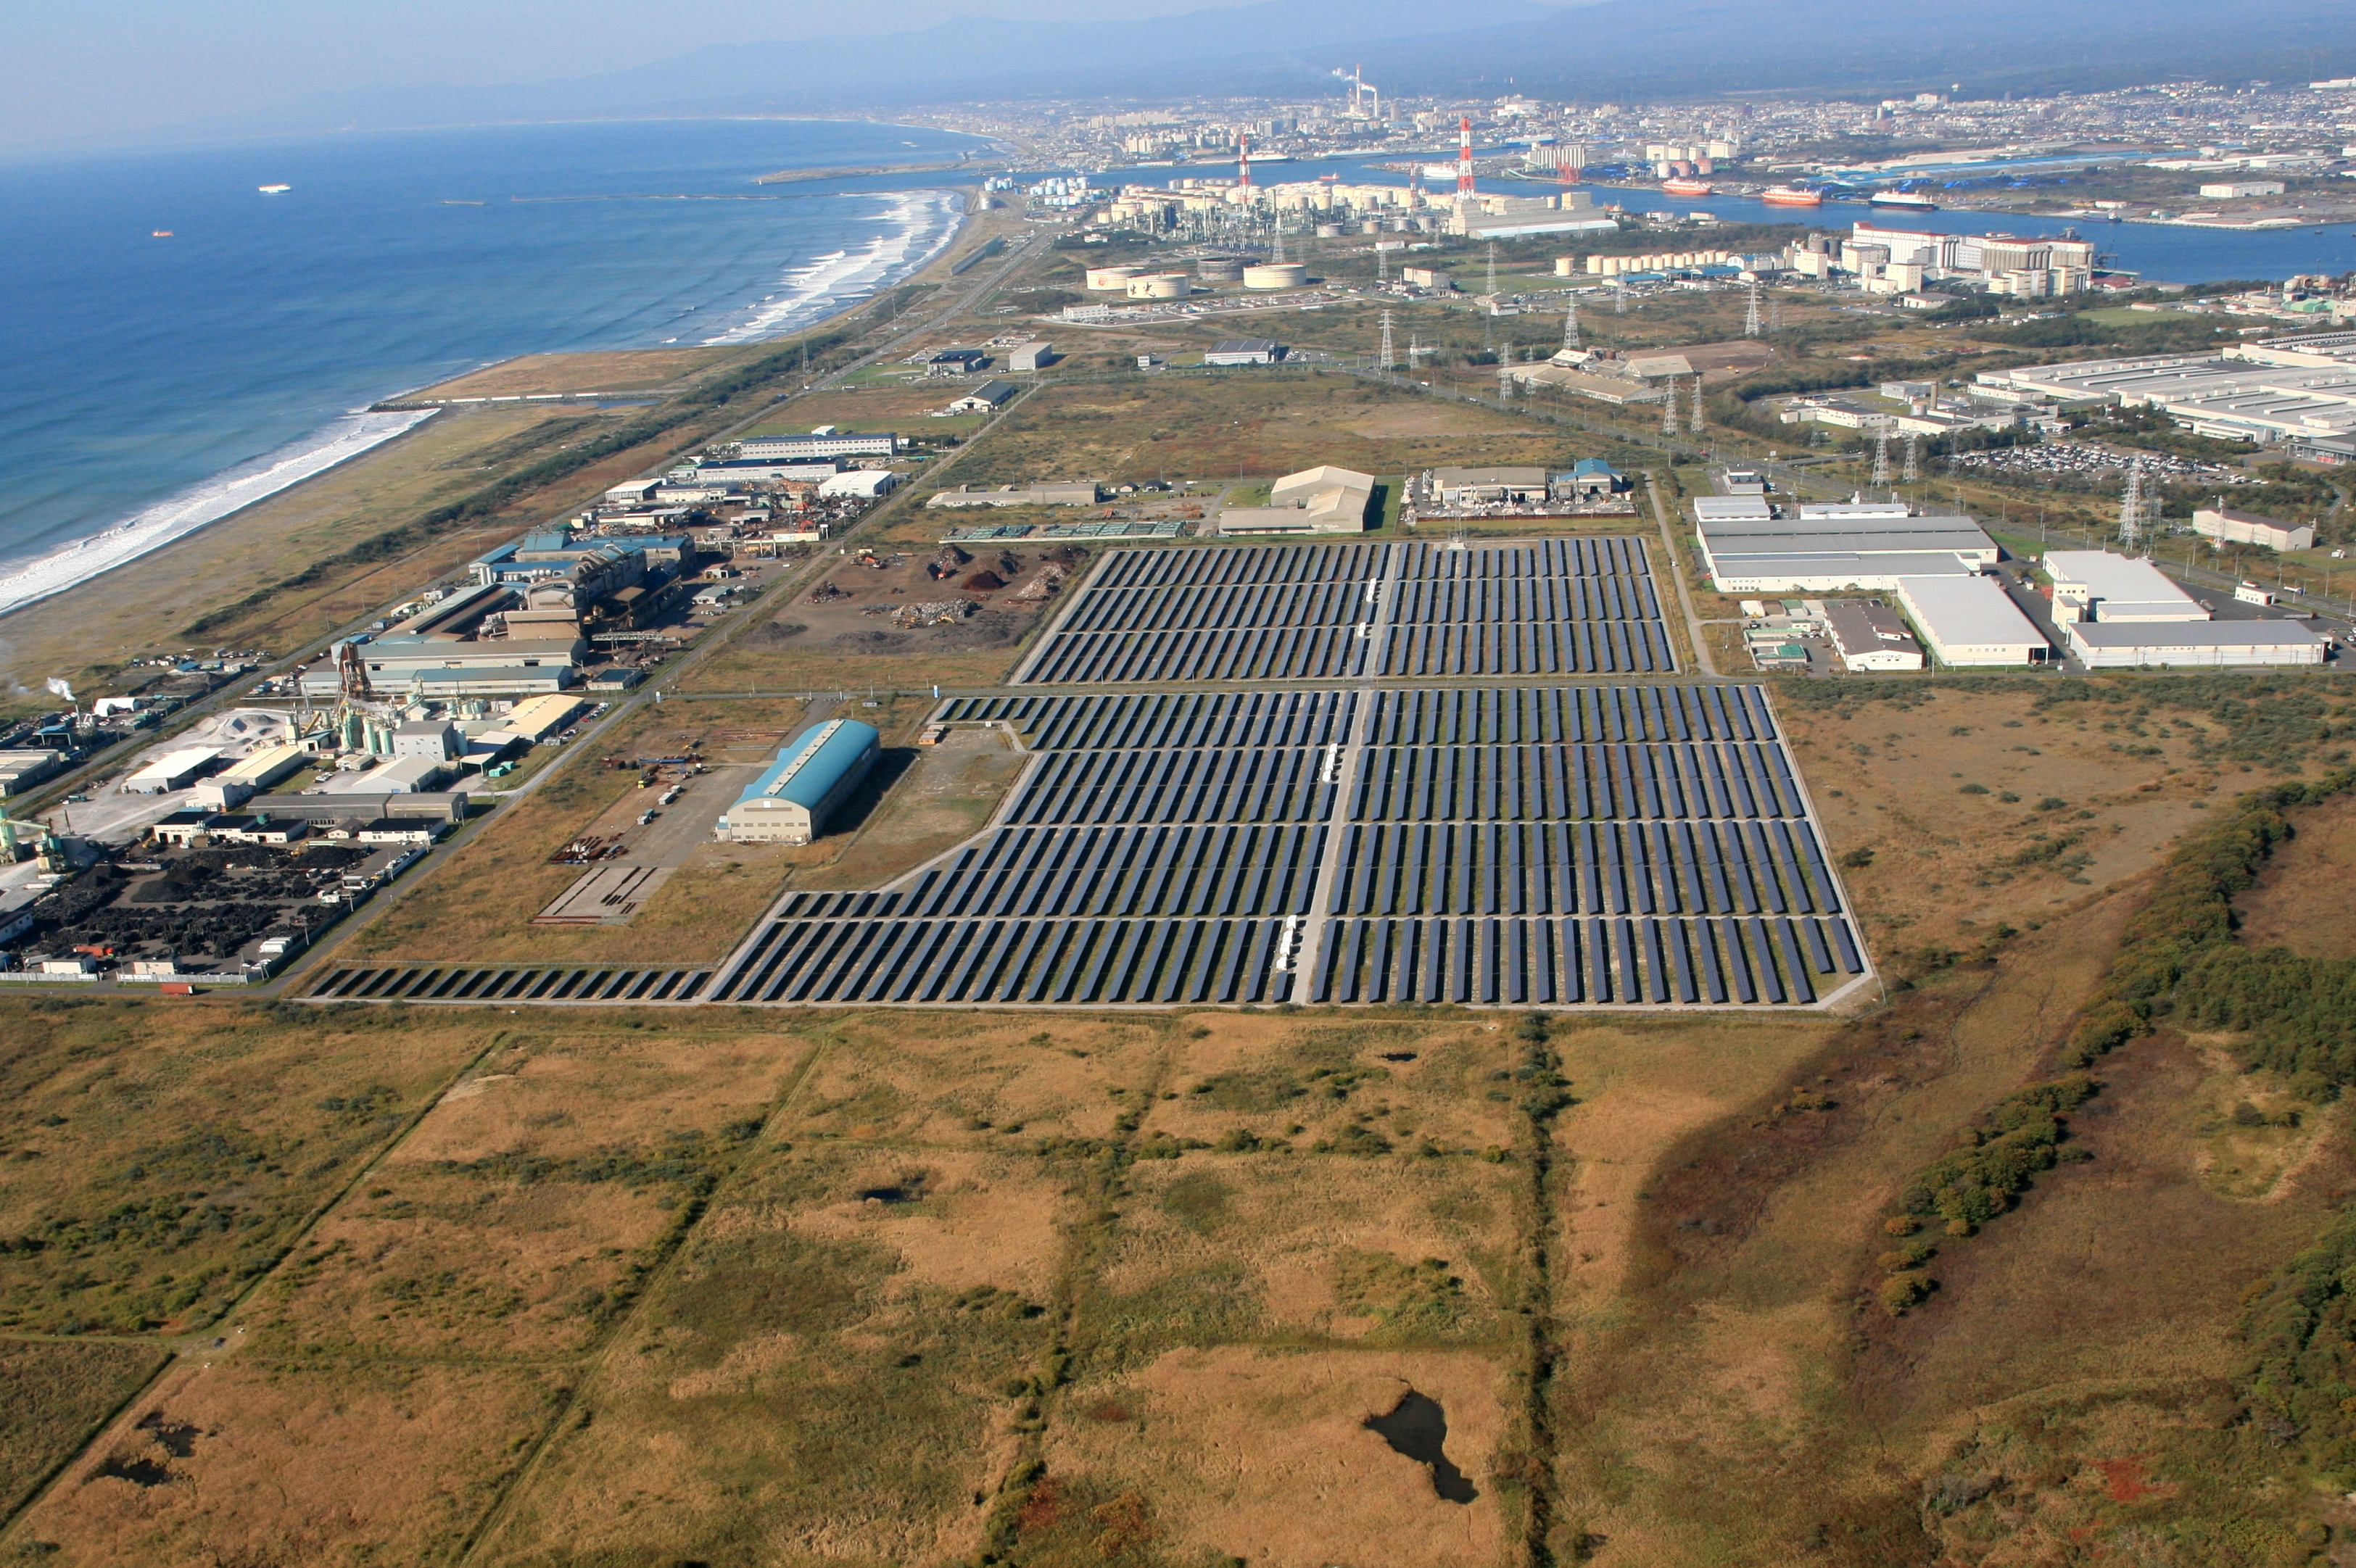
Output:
top-left (0, 118), bottom-right (981, 620)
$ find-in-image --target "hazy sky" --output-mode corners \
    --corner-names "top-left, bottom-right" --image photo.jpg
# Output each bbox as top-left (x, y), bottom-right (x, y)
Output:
top-left (0, 0), bottom-right (1214, 153)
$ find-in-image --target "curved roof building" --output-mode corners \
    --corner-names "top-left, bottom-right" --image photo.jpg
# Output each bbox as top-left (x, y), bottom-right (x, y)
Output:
top-left (719, 718), bottom-right (880, 845)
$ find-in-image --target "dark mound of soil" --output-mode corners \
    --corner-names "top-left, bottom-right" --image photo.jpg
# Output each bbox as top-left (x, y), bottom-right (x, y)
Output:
top-left (830, 629), bottom-right (915, 652)
top-left (961, 570), bottom-right (1006, 592)
top-left (934, 611), bottom-right (1026, 650)
top-left (752, 621), bottom-right (809, 644)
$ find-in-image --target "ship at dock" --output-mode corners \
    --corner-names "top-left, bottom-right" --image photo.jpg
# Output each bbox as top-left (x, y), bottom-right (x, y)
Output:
top-left (1759, 185), bottom-right (1824, 207)
top-left (1661, 176), bottom-right (1715, 197)
top-left (1868, 188), bottom-right (1940, 212)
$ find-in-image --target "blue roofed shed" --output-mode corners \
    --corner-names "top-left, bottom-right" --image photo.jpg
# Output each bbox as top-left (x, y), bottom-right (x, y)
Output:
top-left (718, 719), bottom-right (880, 845)
top-left (1553, 458), bottom-right (1627, 501)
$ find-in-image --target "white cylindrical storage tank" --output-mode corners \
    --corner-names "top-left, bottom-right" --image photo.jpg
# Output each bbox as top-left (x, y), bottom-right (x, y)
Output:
top-left (1243, 263), bottom-right (1307, 289)
top-left (1315, 223), bottom-right (1344, 238)
top-left (1125, 273), bottom-right (1188, 299)
top-left (1197, 257), bottom-right (1244, 282)
top-left (1085, 266), bottom-right (1144, 291)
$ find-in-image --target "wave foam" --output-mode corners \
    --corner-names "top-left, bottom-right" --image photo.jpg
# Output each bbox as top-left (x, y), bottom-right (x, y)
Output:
top-left (0, 408), bottom-right (437, 621)
top-left (700, 190), bottom-right (966, 345)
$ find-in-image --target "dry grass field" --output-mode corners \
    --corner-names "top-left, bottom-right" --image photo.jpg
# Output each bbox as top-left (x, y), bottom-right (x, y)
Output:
top-left (1776, 684), bottom-right (2245, 955)
top-left (951, 378), bottom-right (1598, 490)
top-left (0, 1340), bottom-right (165, 1520)
top-left (2233, 789), bottom-right (2356, 958)
top-left (410, 347), bottom-right (762, 400)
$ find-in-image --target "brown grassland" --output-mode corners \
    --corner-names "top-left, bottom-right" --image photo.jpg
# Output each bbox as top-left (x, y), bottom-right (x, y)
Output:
top-left (411, 346), bottom-right (765, 401)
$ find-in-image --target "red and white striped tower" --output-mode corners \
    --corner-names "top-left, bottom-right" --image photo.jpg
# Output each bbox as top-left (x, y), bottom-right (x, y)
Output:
top-left (1456, 115), bottom-right (1476, 200)
top-left (1237, 130), bottom-right (1252, 193)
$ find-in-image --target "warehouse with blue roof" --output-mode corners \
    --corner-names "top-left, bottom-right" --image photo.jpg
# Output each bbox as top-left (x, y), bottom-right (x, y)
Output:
top-left (717, 719), bottom-right (880, 845)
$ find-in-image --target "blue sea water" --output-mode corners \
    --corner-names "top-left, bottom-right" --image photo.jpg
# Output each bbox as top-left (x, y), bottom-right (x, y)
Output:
top-left (0, 118), bottom-right (984, 615)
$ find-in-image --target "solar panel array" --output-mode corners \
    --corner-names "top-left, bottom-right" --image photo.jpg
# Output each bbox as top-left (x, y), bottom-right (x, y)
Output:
top-left (708, 683), bottom-right (1867, 1008)
top-left (1015, 539), bottom-right (1674, 684)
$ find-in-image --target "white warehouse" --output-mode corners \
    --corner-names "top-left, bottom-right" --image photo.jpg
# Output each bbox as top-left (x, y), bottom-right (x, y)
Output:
top-left (2041, 551), bottom-right (2207, 622)
top-left (1892, 576), bottom-right (2049, 667)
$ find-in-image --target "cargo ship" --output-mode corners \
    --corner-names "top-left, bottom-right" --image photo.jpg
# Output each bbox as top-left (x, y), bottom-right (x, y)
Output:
top-left (1759, 184), bottom-right (1824, 207)
top-left (1868, 188), bottom-right (1939, 212)
top-left (1661, 176), bottom-right (1715, 196)
top-left (257, 183), bottom-right (291, 194)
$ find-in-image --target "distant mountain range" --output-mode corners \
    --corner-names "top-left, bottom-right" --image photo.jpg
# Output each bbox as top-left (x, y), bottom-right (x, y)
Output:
top-left (210, 0), bottom-right (2356, 141)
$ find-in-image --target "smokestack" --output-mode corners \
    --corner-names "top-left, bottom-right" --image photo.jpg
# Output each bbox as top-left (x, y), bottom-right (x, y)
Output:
top-left (1457, 115), bottom-right (1476, 199)
top-left (1239, 130), bottom-right (1252, 192)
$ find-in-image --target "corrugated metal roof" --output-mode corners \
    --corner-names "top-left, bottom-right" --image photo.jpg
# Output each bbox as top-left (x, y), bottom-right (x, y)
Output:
top-left (736, 720), bottom-right (880, 812)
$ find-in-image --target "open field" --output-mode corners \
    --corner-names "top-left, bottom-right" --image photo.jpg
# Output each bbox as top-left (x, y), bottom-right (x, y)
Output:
top-left (0, 1340), bottom-right (166, 1519)
top-left (342, 697), bottom-right (809, 965)
top-left (949, 376), bottom-right (1610, 490)
top-left (1775, 682), bottom-right (2262, 955)
top-left (0, 998), bottom-right (495, 1335)
top-left (0, 405), bottom-right (560, 693)
top-left (2233, 788), bottom-right (2356, 958)
top-left (408, 346), bottom-right (765, 401)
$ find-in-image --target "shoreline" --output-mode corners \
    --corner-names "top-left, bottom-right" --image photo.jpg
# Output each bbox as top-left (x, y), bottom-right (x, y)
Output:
top-left (0, 180), bottom-right (975, 633)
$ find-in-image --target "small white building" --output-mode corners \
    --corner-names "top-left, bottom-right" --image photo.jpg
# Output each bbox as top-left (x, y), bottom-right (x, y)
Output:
top-left (2193, 505), bottom-right (2315, 553)
top-left (1892, 576), bottom-right (2049, 666)
top-left (943, 380), bottom-right (1017, 415)
top-left (817, 470), bottom-right (898, 500)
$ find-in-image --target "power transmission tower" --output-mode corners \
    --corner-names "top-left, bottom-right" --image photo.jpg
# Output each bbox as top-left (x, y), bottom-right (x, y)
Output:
top-left (1273, 224), bottom-right (1286, 264)
top-left (1687, 377), bottom-right (1703, 435)
top-left (1870, 427), bottom-right (1891, 489)
top-left (1407, 331), bottom-right (1422, 369)
top-left (1662, 379), bottom-right (1679, 437)
top-left (2119, 460), bottom-right (2146, 545)
top-left (1377, 244), bottom-right (1389, 285)
top-left (1379, 309), bottom-right (1395, 373)
top-left (1768, 296), bottom-right (1782, 331)
top-left (1901, 431), bottom-right (1919, 484)
top-left (1562, 301), bottom-right (1579, 352)
top-left (1486, 240), bottom-right (1497, 299)
top-left (1497, 341), bottom-right (1515, 399)
top-left (1743, 281), bottom-right (1762, 338)
top-left (1613, 282), bottom-right (1627, 315)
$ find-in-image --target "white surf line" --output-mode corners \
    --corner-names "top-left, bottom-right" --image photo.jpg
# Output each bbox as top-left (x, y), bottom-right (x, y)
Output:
top-left (698, 190), bottom-right (965, 346)
top-left (0, 407), bottom-right (439, 621)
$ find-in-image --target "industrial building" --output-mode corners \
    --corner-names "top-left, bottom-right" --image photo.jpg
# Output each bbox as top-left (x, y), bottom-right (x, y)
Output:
top-left (2193, 505), bottom-right (2317, 552)
top-left (1694, 501), bottom-right (2000, 594)
top-left (2062, 619), bottom-right (2328, 668)
top-left (1891, 576), bottom-right (2049, 666)
top-left (1009, 342), bottom-right (1056, 371)
top-left (123, 747), bottom-right (219, 794)
top-left (928, 349), bottom-right (988, 376)
top-left (1206, 339), bottom-right (1286, 366)
top-left (191, 743), bottom-right (313, 811)
top-left (719, 719), bottom-right (880, 845)
top-left (737, 431), bottom-right (900, 461)
top-left (817, 470), bottom-right (898, 500)
top-left (1825, 602), bottom-right (1926, 671)
top-left (1978, 332), bottom-right (2356, 447)
top-left (0, 750), bottom-right (63, 799)
top-left (2041, 551), bottom-right (2207, 622)
top-left (1446, 189), bottom-right (1616, 240)
top-left (928, 481), bottom-right (1101, 508)
top-left (1555, 459), bottom-right (1628, 501)
top-left (943, 379), bottom-right (1017, 414)
top-left (246, 792), bottom-right (468, 826)
top-left (1432, 467), bottom-right (1550, 507)
top-left (1216, 466), bottom-right (1376, 534)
